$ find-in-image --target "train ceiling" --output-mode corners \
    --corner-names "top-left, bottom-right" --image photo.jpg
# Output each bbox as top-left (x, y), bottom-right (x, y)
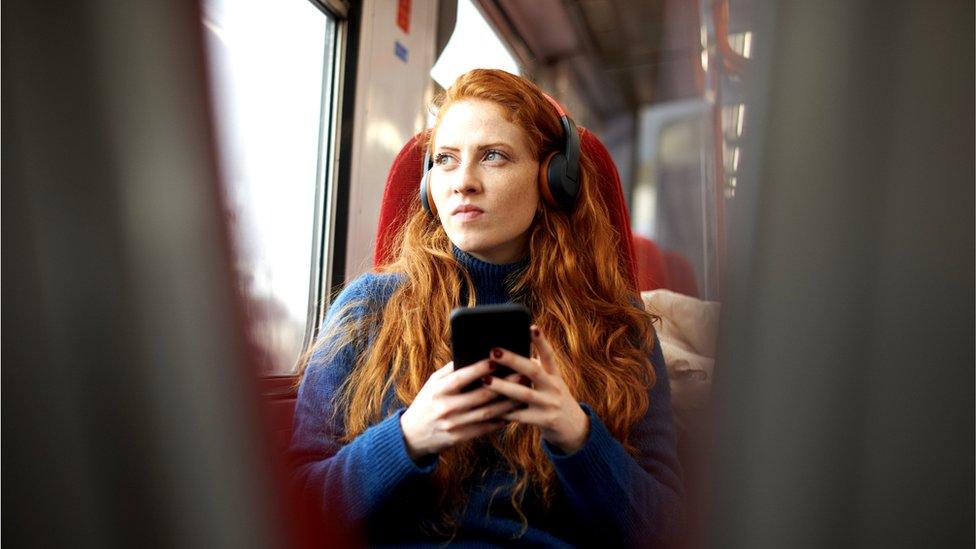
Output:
top-left (482, 0), bottom-right (704, 118)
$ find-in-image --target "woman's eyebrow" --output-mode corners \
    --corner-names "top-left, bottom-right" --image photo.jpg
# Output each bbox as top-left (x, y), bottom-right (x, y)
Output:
top-left (434, 141), bottom-right (514, 152)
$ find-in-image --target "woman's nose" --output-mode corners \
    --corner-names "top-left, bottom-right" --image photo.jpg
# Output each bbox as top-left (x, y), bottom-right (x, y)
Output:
top-left (450, 162), bottom-right (482, 195)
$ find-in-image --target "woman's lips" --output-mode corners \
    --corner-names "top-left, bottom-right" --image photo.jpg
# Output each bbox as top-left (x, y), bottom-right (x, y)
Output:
top-left (451, 205), bottom-right (484, 222)
top-left (453, 210), bottom-right (484, 222)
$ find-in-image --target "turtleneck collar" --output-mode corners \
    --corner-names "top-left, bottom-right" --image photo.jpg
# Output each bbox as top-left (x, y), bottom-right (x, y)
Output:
top-left (452, 246), bottom-right (528, 305)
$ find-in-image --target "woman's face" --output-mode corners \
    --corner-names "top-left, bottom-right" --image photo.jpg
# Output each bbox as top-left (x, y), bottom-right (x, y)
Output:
top-left (430, 99), bottom-right (540, 264)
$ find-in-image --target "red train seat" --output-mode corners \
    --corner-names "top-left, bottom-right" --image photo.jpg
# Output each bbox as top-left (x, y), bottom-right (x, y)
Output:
top-left (664, 250), bottom-right (699, 298)
top-left (633, 234), bottom-right (670, 291)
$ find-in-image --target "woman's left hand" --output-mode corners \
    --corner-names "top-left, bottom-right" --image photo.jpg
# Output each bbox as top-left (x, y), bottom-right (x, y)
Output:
top-left (485, 325), bottom-right (590, 454)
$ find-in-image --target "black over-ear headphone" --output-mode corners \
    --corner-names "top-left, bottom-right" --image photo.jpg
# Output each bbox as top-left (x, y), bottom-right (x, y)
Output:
top-left (419, 93), bottom-right (580, 217)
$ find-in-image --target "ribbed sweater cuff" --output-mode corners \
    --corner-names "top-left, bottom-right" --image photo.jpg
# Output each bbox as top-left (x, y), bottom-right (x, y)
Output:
top-left (543, 403), bottom-right (625, 477)
top-left (363, 408), bottom-right (438, 482)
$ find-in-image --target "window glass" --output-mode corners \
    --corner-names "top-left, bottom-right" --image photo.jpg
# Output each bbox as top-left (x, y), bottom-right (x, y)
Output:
top-left (633, 102), bottom-right (714, 298)
top-left (430, 0), bottom-right (521, 90)
top-left (202, 0), bottom-right (335, 373)
top-left (629, 0), bottom-right (754, 301)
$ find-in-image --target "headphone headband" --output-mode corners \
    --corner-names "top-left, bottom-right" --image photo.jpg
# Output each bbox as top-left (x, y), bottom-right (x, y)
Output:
top-left (542, 92), bottom-right (568, 118)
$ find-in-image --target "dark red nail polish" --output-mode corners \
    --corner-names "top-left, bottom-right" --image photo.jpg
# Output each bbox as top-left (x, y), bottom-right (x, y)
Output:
top-left (481, 375), bottom-right (492, 385)
top-left (531, 327), bottom-right (540, 338)
top-left (492, 348), bottom-right (503, 359)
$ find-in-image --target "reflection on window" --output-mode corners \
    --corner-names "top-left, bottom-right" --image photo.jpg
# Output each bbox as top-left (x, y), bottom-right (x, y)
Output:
top-left (633, 103), bottom-right (711, 299)
top-left (721, 103), bottom-right (746, 140)
top-left (720, 104), bottom-right (744, 200)
top-left (203, 0), bottom-right (335, 374)
top-left (728, 31), bottom-right (753, 58)
top-left (631, 0), bottom-right (753, 301)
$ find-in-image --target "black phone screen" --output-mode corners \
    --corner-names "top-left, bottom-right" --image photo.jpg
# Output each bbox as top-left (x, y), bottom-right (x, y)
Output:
top-left (450, 304), bottom-right (531, 383)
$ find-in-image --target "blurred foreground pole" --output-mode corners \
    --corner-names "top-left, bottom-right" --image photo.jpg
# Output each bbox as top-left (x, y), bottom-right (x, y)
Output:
top-left (712, 1), bottom-right (974, 548)
top-left (3, 1), bottom-right (279, 547)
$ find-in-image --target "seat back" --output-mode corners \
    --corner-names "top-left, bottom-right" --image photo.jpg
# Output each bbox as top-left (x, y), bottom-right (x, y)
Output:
top-left (373, 131), bottom-right (429, 267)
top-left (633, 234), bottom-right (671, 292)
top-left (663, 250), bottom-right (699, 298)
top-left (373, 128), bottom-right (640, 290)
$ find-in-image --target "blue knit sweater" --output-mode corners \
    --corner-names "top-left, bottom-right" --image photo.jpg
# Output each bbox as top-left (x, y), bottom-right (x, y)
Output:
top-left (288, 249), bottom-right (683, 547)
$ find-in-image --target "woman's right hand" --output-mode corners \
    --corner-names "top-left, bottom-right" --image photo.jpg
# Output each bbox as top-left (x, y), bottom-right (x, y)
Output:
top-left (400, 360), bottom-right (518, 461)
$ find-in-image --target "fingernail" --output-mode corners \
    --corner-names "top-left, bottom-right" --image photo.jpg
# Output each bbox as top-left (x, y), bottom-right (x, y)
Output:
top-left (531, 326), bottom-right (540, 338)
top-left (481, 375), bottom-right (493, 385)
top-left (491, 348), bottom-right (503, 359)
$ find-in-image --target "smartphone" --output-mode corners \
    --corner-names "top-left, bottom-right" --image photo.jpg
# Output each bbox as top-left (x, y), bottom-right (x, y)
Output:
top-left (450, 303), bottom-right (531, 388)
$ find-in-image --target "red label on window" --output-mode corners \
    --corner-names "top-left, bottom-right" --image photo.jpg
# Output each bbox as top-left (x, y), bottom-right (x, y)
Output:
top-left (397, 0), bottom-right (411, 34)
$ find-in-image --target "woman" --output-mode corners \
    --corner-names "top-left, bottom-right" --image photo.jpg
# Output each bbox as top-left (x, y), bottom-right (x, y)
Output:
top-left (289, 69), bottom-right (682, 547)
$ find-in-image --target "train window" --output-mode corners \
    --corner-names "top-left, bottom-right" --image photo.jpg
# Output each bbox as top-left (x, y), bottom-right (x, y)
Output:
top-left (202, 0), bottom-right (338, 374)
top-left (632, 101), bottom-right (715, 297)
top-left (628, 0), bottom-right (753, 300)
top-left (430, 0), bottom-right (521, 89)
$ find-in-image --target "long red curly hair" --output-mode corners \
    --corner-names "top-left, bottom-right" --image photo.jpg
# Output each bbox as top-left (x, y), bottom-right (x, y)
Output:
top-left (301, 69), bottom-right (656, 536)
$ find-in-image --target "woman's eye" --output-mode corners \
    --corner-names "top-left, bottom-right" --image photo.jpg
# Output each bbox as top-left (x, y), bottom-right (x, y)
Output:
top-left (483, 149), bottom-right (506, 162)
top-left (433, 153), bottom-right (454, 166)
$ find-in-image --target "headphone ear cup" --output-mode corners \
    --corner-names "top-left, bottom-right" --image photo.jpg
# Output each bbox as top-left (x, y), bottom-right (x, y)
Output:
top-left (545, 153), bottom-right (574, 210)
top-left (538, 151), bottom-right (560, 208)
top-left (419, 147), bottom-right (437, 217)
top-left (419, 169), bottom-right (435, 216)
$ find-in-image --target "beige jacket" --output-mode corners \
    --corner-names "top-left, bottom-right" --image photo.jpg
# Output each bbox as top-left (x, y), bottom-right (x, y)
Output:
top-left (642, 289), bottom-right (721, 436)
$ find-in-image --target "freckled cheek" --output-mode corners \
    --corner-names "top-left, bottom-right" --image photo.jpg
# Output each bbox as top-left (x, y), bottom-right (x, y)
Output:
top-left (512, 196), bottom-right (538, 226)
top-left (494, 166), bottom-right (539, 206)
top-left (430, 178), bottom-right (451, 213)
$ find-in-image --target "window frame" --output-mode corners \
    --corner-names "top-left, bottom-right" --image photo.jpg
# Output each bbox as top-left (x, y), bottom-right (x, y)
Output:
top-left (252, 0), bottom-right (357, 388)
